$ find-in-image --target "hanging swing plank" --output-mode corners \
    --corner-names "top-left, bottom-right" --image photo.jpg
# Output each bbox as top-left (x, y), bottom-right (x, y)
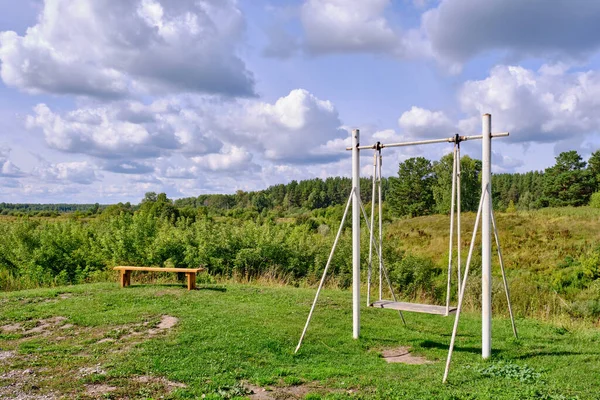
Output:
top-left (370, 300), bottom-right (456, 316)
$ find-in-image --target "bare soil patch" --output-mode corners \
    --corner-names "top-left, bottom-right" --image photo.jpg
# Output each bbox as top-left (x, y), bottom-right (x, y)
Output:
top-left (148, 315), bottom-right (178, 334)
top-left (246, 383), bottom-right (337, 400)
top-left (0, 350), bottom-right (16, 361)
top-left (1, 316), bottom-right (68, 337)
top-left (381, 346), bottom-right (432, 364)
top-left (0, 368), bottom-right (56, 400)
top-left (84, 383), bottom-right (117, 397)
top-left (133, 375), bottom-right (187, 392)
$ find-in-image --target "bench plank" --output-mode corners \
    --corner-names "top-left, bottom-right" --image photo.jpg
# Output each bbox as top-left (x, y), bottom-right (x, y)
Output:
top-left (114, 266), bottom-right (205, 273)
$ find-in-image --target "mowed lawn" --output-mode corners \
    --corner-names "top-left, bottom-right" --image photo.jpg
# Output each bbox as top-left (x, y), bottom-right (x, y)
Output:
top-left (1, 282), bottom-right (599, 399)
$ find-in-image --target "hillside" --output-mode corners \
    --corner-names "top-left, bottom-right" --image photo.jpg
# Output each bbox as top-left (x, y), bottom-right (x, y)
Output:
top-left (381, 206), bottom-right (600, 320)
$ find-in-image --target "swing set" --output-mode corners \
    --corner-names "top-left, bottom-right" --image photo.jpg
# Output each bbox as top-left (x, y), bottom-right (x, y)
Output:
top-left (295, 114), bottom-right (518, 383)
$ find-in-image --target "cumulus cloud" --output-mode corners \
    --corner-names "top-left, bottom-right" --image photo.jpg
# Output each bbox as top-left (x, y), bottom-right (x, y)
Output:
top-left (301, 0), bottom-right (399, 54)
top-left (34, 161), bottom-right (98, 184)
top-left (0, 146), bottom-right (25, 178)
top-left (265, 0), bottom-right (600, 70)
top-left (398, 106), bottom-right (455, 139)
top-left (263, 0), bottom-right (431, 59)
top-left (24, 88), bottom-right (346, 178)
top-left (191, 145), bottom-right (257, 172)
top-left (459, 64), bottom-right (600, 143)
top-left (0, 0), bottom-right (254, 98)
top-left (25, 99), bottom-right (223, 159)
top-left (421, 0), bottom-right (600, 69)
top-left (238, 89), bottom-right (346, 164)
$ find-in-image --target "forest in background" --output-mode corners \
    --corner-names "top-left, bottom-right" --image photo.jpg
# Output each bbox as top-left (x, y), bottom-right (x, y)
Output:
top-left (2, 149), bottom-right (599, 218)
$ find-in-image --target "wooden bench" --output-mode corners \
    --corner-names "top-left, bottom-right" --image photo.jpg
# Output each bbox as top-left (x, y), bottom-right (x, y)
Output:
top-left (114, 266), bottom-right (206, 290)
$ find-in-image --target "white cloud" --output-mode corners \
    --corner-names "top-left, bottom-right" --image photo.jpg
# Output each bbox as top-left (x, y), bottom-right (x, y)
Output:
top-left (191, 145), bottom-right (256, 172)
top-left (25, 99), bottom-right (223, 160)
top-left (0, 0), bottom-right (254, 98)
top-left (0, 146), bottom-right (25, 178)
top-left (263, 0), bottom-right (432, 59)
top-left (421, 0), bottom-right (600, 69)
top-left (238, 89), bottom-right (346, 164)
top-left (301, 0), bottom-right (399, 54)
top-left (34, 161), bottom-right (98, 184)
top-left (459, 64), bottom-right (600, 143)
top-left (24, 88), bottom-right (347, 180)
top-left (398, 106), bottom-right (455, 139)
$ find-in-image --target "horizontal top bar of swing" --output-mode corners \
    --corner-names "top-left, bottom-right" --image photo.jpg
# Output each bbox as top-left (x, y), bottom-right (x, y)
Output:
top-left (346, 132), bottom-right (509, 150)
top-left (370, 300), bottom-right (457, 316)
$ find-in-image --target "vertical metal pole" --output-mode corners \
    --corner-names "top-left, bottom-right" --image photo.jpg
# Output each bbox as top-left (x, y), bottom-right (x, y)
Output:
top-left (482, 114), bottom-right (492, 359)
top-left (352, 129), bottom-right (361, 339)
top-left (457, 144), bottom-right (462, 295)
top-left (378, 150), bottom-right (383, 301)
top-left (446, 145), bottom-right (457, 315)
top-left (367, 153), bottom-right (377, 306)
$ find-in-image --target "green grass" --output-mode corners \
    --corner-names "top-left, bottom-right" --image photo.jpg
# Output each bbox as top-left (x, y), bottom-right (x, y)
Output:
top-left (1, 282), bottom-right (599, 399)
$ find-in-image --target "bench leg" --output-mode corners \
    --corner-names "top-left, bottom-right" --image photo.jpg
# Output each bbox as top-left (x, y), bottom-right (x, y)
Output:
top-left (119, 271), bottom-right (126, 288)
top-left (186, 273), bottom-right (196, 290)
top-left (125, 271), bottom-right (131, 287)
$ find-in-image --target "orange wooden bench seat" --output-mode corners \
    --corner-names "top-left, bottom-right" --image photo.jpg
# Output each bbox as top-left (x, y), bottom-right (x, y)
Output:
top-left (114, 266), bottom-right (205, 290)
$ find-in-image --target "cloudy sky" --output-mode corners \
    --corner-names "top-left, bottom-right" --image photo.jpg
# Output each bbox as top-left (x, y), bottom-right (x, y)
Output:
top-left (1, 0), bottom-right (600, 203)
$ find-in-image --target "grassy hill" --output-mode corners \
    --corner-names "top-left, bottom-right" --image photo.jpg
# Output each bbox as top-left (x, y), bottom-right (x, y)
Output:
top-left (374, 206), bottom-right (600, 321)
top-left (0, 282), bottom-right (597, 399)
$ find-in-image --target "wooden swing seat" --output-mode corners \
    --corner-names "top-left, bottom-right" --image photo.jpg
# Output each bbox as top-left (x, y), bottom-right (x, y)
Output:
top-left (370, 300), bottom-right (456, 316)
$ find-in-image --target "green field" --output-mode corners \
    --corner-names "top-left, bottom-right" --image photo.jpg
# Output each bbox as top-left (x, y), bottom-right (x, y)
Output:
top-left (1, 282), bottom-right (598, 399)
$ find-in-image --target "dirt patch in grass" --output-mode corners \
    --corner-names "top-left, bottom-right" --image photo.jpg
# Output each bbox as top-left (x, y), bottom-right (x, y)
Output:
top-left (245, 382), bottom-right (342, 400)
top-left (0, 368), bottom-right (57, 400)
top-left (133, 375), bottom-right (187, 391)
top-left (1, 316), bottom-right (68, 337)
top-left (79, 364), bottom-right (107, 377)
top-left (0, 350), bottom-right (16, 361)
top-left (84, 383), bottom-right (117, 396)
top-left (148, 315), bottom-right (178, 335)
top-left (381, 346), bottom-right (432, 364)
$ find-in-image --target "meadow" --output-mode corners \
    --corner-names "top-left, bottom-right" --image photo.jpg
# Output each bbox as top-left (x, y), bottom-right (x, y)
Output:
top-left (1, 282), bottom-right (598, 399)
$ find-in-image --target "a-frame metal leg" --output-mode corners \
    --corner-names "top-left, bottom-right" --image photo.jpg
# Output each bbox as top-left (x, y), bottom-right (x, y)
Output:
top-left (443, 185), bottom-right (488, 383)
top-left (491, 209), bottom-right (518, 339)
top-left (295, 188), bottom-right (355, 353)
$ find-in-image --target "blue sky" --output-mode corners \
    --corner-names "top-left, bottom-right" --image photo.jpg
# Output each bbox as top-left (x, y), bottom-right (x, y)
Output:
top-left (1, 0), bottom-right (600, 203)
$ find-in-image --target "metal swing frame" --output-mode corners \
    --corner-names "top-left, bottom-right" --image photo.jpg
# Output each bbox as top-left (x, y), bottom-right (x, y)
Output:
top-left (295, 114), bottom-right (518, 383)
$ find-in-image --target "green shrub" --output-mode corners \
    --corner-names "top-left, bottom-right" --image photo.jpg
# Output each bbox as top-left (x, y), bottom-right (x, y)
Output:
top-left (388, 255), bottom-right (441, 300)
top-left (590, 191), bottom-right (600, 208)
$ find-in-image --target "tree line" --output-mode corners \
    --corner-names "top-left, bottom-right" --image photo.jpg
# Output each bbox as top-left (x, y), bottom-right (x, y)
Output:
top-left (388, 149), bottom-right (600, 217)
top-left (2, 149), bottom-right (599, 219)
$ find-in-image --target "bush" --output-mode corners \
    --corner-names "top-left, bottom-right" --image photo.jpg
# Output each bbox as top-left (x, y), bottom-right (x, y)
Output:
top-left (388, 255), bottom-right (442, 301)
top-left (590, 191), bottom-right (600, 208)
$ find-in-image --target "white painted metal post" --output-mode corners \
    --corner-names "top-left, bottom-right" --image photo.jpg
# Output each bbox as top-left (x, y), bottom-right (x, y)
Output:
top-left (367, 153), bottom-right (376, 306)
top-left (482, 114), bottom-right (492, 359)
top-left (352, 129), bottom-right (361, 339)
top-left (378, 150), bottom-right (383, 302)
